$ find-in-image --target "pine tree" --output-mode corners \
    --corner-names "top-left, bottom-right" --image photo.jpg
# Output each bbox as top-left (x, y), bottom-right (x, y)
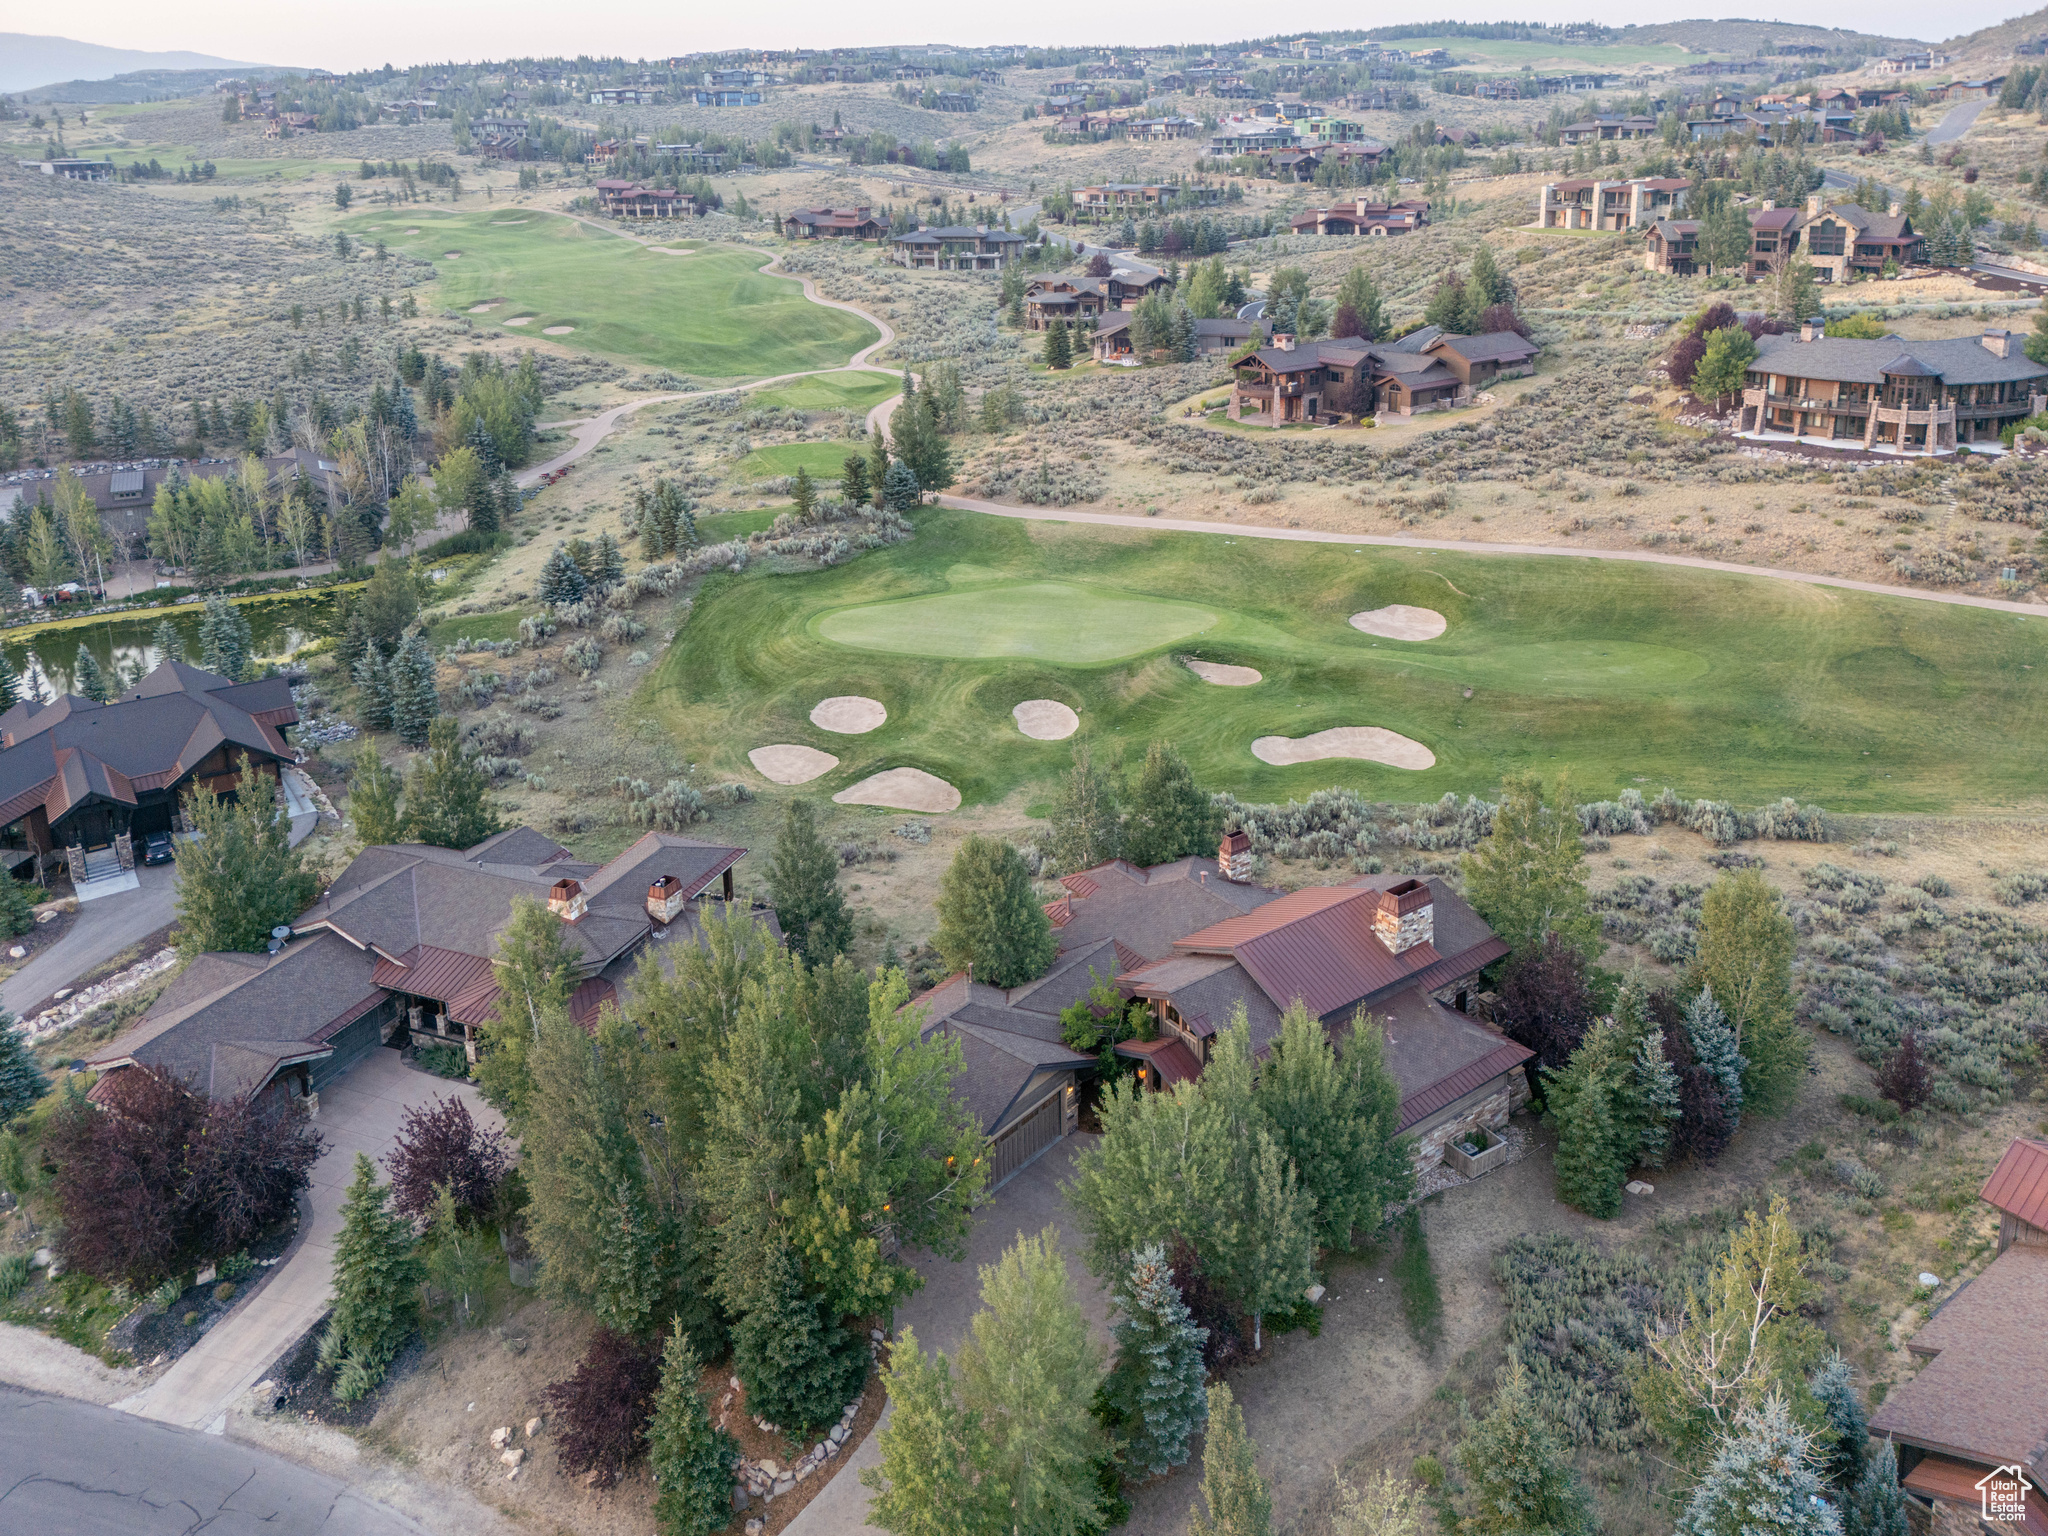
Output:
top-left (1044, 317), bottom-right (1073, 369)
top-left (649, 1321), bottom-right (741, 1536)
top-left (1843, 1439), bottom-right (1908, 1536)
top-left (1677, 1394), bottom-right (1842, 1536)
top-left (319, 1154), bottom-right (424, 1401)
top-left (767, 799), bottom-right (852, 964)
top-left (348, 738), bottom-right (404, 846)
top-left (197, 594), bottom-right (253, 681)
top-left (932, 835), bottom-right (1057, 986)
top-left (0, 1016), bottom-right (51, 1123)
top-left (1106, 1243), bottom-right (1209, 1476)
top-left (149, 619), bottom-right (183, 668)
top-left (733, 1237), bottom-right (867, 1436)
top-left (403, 717), bottom-right (500, 850)
top-left (792, 465), bottom-right (817, 520)
top-left (1809, 1353), bottom-right (1867, 1490)
top-left (883, 457), bottom-right (921, 511)
top-left (538, 543), bottom-right (588, 606)
top-left (72, 644), bottom-right (112, 704)
top-left (353, 648), bottom-right (395, 732)
top-left (389, 634), bottom-right (439, 749)
top-left (1457, 1360), bottom-right (1594, 1536)
top-left (1190, 1382), bottom-right (1270, 1536)
top-left (1121, 742), bottom-right (1220, 868)
top-left (1684, 987), bottom-right (1745, 1128)
top-left (590, 531), bottom-right (625, 588)
top-left (840, 454), bottom-right (870, 509)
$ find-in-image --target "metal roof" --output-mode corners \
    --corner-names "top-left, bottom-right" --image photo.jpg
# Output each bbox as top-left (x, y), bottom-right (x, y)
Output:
top-left (1983, 1137), bottom-right (2048, 1232)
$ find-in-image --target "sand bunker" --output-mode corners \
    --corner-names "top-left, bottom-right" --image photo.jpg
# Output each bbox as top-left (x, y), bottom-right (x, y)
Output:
top-left (402, 227), bottom-right (420, 234)
top-left (748, 744), bottom-right (839, 785)
top-left (1252, 727), bottom-right (1436, 770)
top-left (810, 696), bottom-right (887, 734)
top-left (1349, 605), bottom-right (1448, 641)
top-left (1013, 700), bottom-right (1079, 740)
top-left (542, 325), bottom-right (576, 335)
top-left (1186, 659), bottom-right (1262, 687)
top-left (833, 768), bottom-right (961, 813)
top-left (443, 252), bottom-right (463, 259)
top-left (490, 219), bottom-right (530, 225)
top-left (502, 316), bottom-right (533, 326)
top-left (468, 301), bottom-right (500, 313)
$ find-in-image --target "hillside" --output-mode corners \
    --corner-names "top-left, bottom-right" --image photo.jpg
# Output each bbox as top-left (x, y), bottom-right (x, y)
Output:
top-left (1942, 3), bottom-right (2048, 55)
top-left (1622, 18), bottom-right (1927, 52)
top-left (1, 33), bottom-right (272, 95)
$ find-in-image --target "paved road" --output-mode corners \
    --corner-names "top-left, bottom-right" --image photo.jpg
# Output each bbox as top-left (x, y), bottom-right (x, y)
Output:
top-left (1927, 97), bottom-right (1988, 146)
top-left (1, 862), bottom-right (175, 1021)
top-left (0, 1386), bottom-right (429, 1535)
top-left (116, 1051), bottom-right (500, 1432)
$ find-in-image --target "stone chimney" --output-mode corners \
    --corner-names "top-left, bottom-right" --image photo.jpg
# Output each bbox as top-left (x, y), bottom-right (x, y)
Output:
top-left (1800, 317), bottom-right (1824, 342)
top-left (646, 874), bottom-right (686, 925)
top-left (1218, 829), bottom-right (1253, 882)
top-left (1805, 192), bottom-right (1824, 217)
top-left (1983, 327), bottom-right (2015, 357)
top-left (1888, 200), bottom-right (1902, 218)
top-left (548, 877), bottom-right (587, 923)
top-left (1761, 198), bottom-right (1776, 211)
top-left (1372, 879), bottom-right (1434, 955)
top-left (1272, 332), bottom-right (1295, 351)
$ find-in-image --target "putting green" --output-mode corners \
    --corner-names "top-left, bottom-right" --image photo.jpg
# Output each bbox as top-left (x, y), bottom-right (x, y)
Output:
top-left (814, 581), bottom-right (1222, 664)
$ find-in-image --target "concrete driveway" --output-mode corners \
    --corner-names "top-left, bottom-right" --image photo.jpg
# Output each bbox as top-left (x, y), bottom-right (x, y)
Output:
top-left (1, 861), bottom-right (176, 1020)
top-left (116, 1050), bottom-right (500, 1432)
top-left (785, 1134), bottom-right (1110, 1535)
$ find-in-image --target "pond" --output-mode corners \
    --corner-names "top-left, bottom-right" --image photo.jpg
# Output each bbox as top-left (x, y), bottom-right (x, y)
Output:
top-left (0, 593), bottom-right (344, 700)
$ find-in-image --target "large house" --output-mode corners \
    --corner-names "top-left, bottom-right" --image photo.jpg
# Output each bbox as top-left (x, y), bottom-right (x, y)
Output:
top-left (17, 159), bottom-right (115, 181)
top-left (913, 837), bottom-right (1527, 1187)
top-left (1801, 199), bottom-right (1923, 282)
top-left (1091, 313), bottom-right (1255, 362)
top-left (888, 223), bottom-right (1025, 271)
top-left (1736, 324), bottom-right (2048, 452)
top-left (1538, 176), bottom-right (1690, 231)
top-left (1558, 114), bottom-right (1659, 143)
top-left (1644, 198), bottom-right (1805, 277)
top-left (1871, 1137), bottom-right (2047, 1536)
top-left (781, 206), bottom-right (888, 240)
top-left (1229, 325), bottom-right (1536, 423)
top-left (594, 180), bottom-right (688, 218)
top-left (84, 826), bottom-right (771, 1112)
top-left (1290, 196), bottom-right (1430, 237)
top-left (0, 660), bottom-right (297, 883)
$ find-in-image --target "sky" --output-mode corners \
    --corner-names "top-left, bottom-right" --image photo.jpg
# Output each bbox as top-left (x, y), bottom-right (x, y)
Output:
top-left (41, 0), bottom-right (2031, 74)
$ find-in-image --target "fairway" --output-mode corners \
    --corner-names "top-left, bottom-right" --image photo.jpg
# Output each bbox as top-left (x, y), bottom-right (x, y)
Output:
top-left (738, 443), bottom-right (864, 479)
top-left (345, 210), bottom-right (879, 380)
top-left (816, 581), bottom-right (1222, 664)
top-left (643, 510), bottom-right (2048, 813)
top-left (747, 373), bottom-right (899, 413)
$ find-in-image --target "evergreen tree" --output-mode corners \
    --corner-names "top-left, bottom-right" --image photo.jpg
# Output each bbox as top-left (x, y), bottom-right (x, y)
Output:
top-left (593, 1176), bottom-right (664, 1339)
top-left (1626, 988), bottom-right (1683, 1170)
top-left (0, 1015), bottom-right (51, 1123)
top-left (1843, 1439), bottom-right (1908, 1536)
top-left (841, 454), bottom-right (870, 508)
top-left (732, 1237), bottom-right (868, 1435)
top-left (403, 717), bottom-right (500, 849)
top-left (1044, 747), bottom-right (1122, 875)
top-left (388, 634), bottom-right (439, 749)
top-left (932, 835), bottom-right (1056, 986)
top-left (173, 772), bottom-right (318, 956)
top-left (465, 466), bottom-right (499, 533)
top-left (649, 1321), bottom-right (741, 1536)
top-left (1335, 267), bottom-right (1387, 340)
top-left (1121, 742), bottom-right (1220, 868)
top-left (197, 594), bottom-right (253, 681)
top-left (1691, 869), bottom-right (1802, 1116)
top-left (767, 799), bottom-right (852, 964)
top-left (1257, 1002), bottom-right (1411, 1248)
top-left (863, 1329), bottom-right (1001, 1536)
top-left (792, 465), bottom-right (817, 521)
top-left (590, 531), bottom-right (625, 589)
top-left (1043, 317), bottom-right (1073, 369)
top-left (867, 433), bottom-right (891, 510)
top-left (883, 457), bottom-right (921, 511)
top-left (0, 652), bottom-right (21, 713)
top-left (0, 874), bottom-right (33, 939)
top-left (1810, 1353), bottom-right (1867, 1490)
top-left (1105, 1243), bottom-right (1209, 1476)
top-left (1546, 1016), bottom-right (1636, 1218)
top-left (1677, 1395), bottom-right (1842, 1536)
top-left (149, 619), bottom-right (183, 668)
top-left (1190, 1382), bottom-right (1270, 1536)
top-left (319, 1154), bottom-right (424, 1401)
top-left (1461, 772), bottom-right (1598, 962)
top-left (348, 738), bottom-right (404, 846)
top-left (538, 543), bottom-right (588, 606)
top-left (1468, 243), bottom-right (1515, 307)
top-left (352, 648), bottom-right (394, 732)
top-left (1457, 1360), bottom-right (1594, 1536)
top-left (475, 896), bottom-right (581, 1118)
top-left (72, 644), bottom-right (112, 704)
top-left (1684, 986), bottom-right (1745, 1127)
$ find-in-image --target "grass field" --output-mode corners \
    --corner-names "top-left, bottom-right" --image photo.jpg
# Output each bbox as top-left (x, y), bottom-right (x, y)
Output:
top-left (342, 210), bottom-right (880, 380)
top-left (642, 510), bottom-right (2048, 814)
top-left (1414, 35), bottom-right (1708, 69)
top-left (746, 372), bottom-right (898, 414)
top-left (737, 443), bottom-right (863, 479)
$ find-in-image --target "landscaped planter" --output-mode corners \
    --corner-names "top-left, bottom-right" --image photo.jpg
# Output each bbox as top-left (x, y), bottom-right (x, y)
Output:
top-left (1443, 1125), bottom-right (1509, 1179)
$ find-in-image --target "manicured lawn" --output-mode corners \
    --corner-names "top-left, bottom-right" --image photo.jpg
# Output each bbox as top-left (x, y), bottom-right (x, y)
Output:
top-left (342, 210), bottom-right (879, 380)
top-left (641, 509), bottom-right (2048, 813)
top-left (426, 608), bottom-right (524, 648)
top-left (736, 442), bottom-right (863, 479)
top-left (1405, 35), bottom-right (1704, 67)
top-left (698, 506), bottom-right (787, 540)
top-left (747, 371), bottom-right (899, 413)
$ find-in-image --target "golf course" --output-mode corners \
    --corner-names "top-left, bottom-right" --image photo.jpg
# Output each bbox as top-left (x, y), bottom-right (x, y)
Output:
top-left (643, 509), bottom-right (2048, 813)
top-left (347, 209), bottom-right (880, 378)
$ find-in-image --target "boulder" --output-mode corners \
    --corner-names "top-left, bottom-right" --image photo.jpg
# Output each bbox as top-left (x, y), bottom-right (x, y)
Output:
top-left (830, 1424), bottom-right (848, 1445)
top-left (500, 1448), bottom-right (525, 1469)
top-left (491, 1426), bottom-right (512, 1449)
top-left (525, 1416), bottom-right (542, 1438)
top-left (746, 1521), bottom-right (765, 1536)
top-left (1625, 1181), bottom-right (1654, 1196)
top-left (1918, 1271), bottom-right (1942, 1288)
top-left (1304, 1283), bottom-right (1326, 1304)
top-left (732, 1487), bottom-right (750, 1512)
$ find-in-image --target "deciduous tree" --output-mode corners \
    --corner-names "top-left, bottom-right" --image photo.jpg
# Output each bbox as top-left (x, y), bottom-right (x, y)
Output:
top-left (546, 1329), bottom-right (661, 1483)
top-left (1690, 869), bottom-right (1802, 1115)
top-left (1461, 773), bottom-right (1597, 962)
top-left (385, 1094), bottom-right (508, 1224)
top-left (932, 835), bottom-right (1056, 986)
top-left (173, 769), bottom-right (317, 956)
top-left (863, 1328), bottom-right (1001, 1536)
top-left (1190, 1382), bottom-right (1270, 1536)
top-left (1045, 746), bottom-right (1122, 874)
top-left (348, 738), bottom-right (404, 847)
top-left (475, 896), bottom-right (580, 1118)
top-left (1121, 742), bottom-right (1220, 868)
top-left (1256, 1003), bottom-right (1410, 1249)
top-left (402, 717), bottom-right (499, 850)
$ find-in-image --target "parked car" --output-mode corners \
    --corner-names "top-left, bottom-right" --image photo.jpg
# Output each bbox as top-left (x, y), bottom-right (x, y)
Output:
top-left (141, 830), bottom-right (176, 865)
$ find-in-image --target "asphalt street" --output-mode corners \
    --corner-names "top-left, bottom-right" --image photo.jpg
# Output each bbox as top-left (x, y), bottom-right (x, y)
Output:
top-left (0, 1386), bottom-right (428, 1535)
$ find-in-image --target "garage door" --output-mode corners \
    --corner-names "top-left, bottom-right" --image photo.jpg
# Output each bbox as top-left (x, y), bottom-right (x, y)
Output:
top-left (989, 1088), bottom-right (1064, 1189)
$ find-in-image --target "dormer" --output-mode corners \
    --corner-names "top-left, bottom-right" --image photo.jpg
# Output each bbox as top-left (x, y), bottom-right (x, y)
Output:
top-left (1373, 879), bottom-right (1433, 954)
top-left (647, 874), bottom-right (687, 925)
top-left (548, 877), bottom-right (587, 923)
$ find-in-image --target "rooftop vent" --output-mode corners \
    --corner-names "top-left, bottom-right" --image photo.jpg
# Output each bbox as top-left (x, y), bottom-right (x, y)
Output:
top-left (647, 874), bottom-right (686, 925)
top-left (548, 877), bottom-right (587, 923)
top-left (1373, 879), bottom-right (1433, 955)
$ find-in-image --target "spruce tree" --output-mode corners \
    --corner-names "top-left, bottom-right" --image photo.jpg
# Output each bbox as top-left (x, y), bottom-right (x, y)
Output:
top-left (353, 648), bottom-right (395, 732)
top-left (0, 1016), bottom-right (51, 1123)
top-left (403, 717), bottom-right (500, 850)
top-left (319, 1154), bottom-right (424, 1401)
top-left (590, 531), bottom-right (625, 588)
top-left (732, 1237), bottom-right (867, 1435)
top-left (1044, 317), bottom-right (1073, 369)
top-left (197, 595), bottom-right (253, 681)
top-left (0, 651), bottom-right (21, 712)
top-left (1106, 1243), bottom-right (1208, 1476)
top-left (465, 466), bottom-right (499, 533)
top-left (1546, 1018), bottom-right (1635, 1218)
top-left (792, 465), bottom-right (817, 521)
top-left (1457, 1361), bottom-right (1594, 1536)
top-left (840, 454), bottom-right (870, 509)
top-left (1843, 1439), bottom-right (1908, 1536)
top-left (149, 619), bottom-right (183, 668)
top-left (1626, 989), bottom-right (1683, 1170)
top-left (932, 834), bottom-right (1057, 986)
top-left (72, 644), bottom-right (112, 704)
top-left (649, 1321), bottom-right (741, 1536)
top-left (348, 739), bottom-right (404, 847)
top-left (592, 1177), bottom-right (663, 1340)
top-left (1121, 742), bottom-right (1220, 868)
top-left (0, 873), bottom-right (33, 938)
top-left (767, 799), bottom-right (852, 964)
top-left (1190, 1382), bottom-right (1270, 1536)
top-left (538, 543), bottom-right (588, 606)
top-left (389, 634), bottom-right (439, 749)
top-left (867, 433), bottom-right (891, 510)
top-left (883, 456), bottom-right (921, 511)
top-left (1684, 987), bottom-right (1745, 1128)
top-left (1810, 1353), bottom-right (1867, 1490)
top-left (1677, 1395), bottom-right (1842, 1536)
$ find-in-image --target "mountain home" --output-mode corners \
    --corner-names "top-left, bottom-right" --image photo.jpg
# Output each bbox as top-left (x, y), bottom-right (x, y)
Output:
top-left (1538, 176), bottom-right (1690, 230)
top-left (1290, 195), bottom-right (1429, 236)
top-left (1799, 196), bottom-right (1923, 281)
top-left (1228, 325), bottom-right (1533, 423)
top-left (889, 224), bottom-right (1026, 271)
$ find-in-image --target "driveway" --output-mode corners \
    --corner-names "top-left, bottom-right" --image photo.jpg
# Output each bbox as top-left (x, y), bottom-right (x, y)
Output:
top-left (1, 862), bottom-right (176, 1020)
top-left (116, 1050), bottom-right (500, 1432)
top-left (1927, 97), bottom-right (1987, 146)
top-left (0, 1386), bottom-right (431, 1534)
top-left (785, 1134), bottom-right (1110, 1535)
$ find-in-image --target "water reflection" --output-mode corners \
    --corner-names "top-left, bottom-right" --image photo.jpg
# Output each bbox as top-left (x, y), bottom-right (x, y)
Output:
top-left (0, 594), bottom-right (344, 700)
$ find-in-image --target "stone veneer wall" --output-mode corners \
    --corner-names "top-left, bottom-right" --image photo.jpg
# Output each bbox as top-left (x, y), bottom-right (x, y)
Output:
top-left (1409, 1070), bottom-right (1531, 1172)
top-left (1374, 902), bottom-right (1434, 954)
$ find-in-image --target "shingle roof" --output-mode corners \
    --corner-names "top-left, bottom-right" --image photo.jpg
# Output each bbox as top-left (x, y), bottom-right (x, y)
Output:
top-left (1751, 332), bottom-right (2048, 387)
top-left (1430, 330), bottom-right (1540, 364)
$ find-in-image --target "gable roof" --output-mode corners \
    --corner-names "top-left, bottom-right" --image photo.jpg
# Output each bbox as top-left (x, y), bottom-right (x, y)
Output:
top-left (1428, 330), bottom-right (1540, 364)
top-left (1750, 332), bottom-right (2048, 388)
top-left (1983, 1138), bottom-right (2048, 1232)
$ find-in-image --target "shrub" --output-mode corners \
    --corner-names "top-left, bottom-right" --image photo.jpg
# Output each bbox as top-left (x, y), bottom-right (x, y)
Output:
top-left (546, 1328), bottom-right (662, 1483)
top-left (1875, 1027), bottom-right (1932, 1112)
top-left (385, 1095), bottom-right (509, 1225)
top-left (0, 1252), bottom-right (28, 1301)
